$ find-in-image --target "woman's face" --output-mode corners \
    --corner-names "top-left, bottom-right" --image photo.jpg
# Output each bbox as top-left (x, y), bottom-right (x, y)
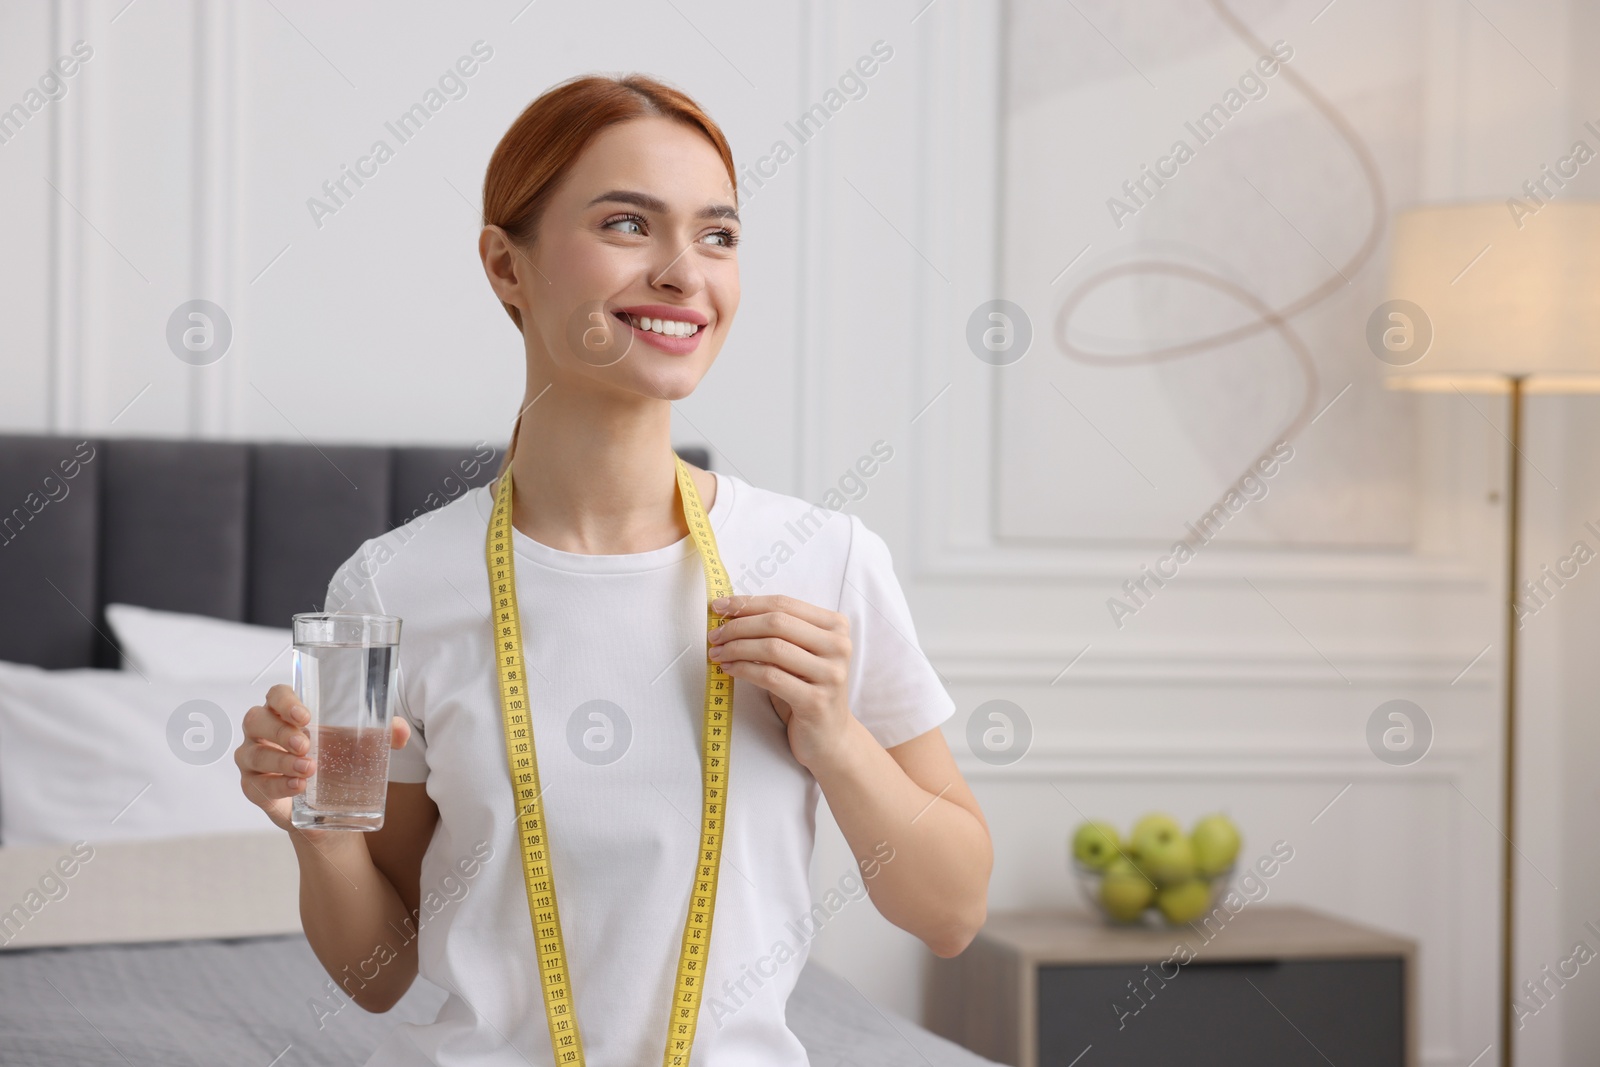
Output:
top-left (488, 115), bottom-right (741, 403)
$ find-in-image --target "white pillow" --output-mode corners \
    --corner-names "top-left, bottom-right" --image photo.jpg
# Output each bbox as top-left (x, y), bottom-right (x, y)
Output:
top-left (105, 603), bottom-right (293, 687)
top-left (0, 662), bottom-right (272, 847)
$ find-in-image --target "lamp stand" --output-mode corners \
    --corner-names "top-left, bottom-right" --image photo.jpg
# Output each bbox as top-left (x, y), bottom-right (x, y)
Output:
top-left (1500, 374), bottom-right (1525, 1067)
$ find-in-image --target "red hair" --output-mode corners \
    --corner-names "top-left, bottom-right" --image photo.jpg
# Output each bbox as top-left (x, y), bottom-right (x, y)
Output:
top-left (481, 73), bottom-right (738, 332)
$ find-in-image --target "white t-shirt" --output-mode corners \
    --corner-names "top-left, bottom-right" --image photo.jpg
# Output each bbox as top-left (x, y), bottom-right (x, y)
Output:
top-left (322, 470), bottom-right (954, 1067)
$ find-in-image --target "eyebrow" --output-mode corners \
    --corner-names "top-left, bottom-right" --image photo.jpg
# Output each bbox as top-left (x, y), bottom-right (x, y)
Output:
top-left (586, 189), bottom-right (740, 224)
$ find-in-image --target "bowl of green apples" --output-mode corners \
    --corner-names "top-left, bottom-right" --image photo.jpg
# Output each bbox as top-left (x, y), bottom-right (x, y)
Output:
top-left (1069, 812), bottom-right (1241, 927)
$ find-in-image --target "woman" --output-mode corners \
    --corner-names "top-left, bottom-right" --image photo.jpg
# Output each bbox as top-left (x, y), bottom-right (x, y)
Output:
top-left (235, 73), bottom-right (991, 1067)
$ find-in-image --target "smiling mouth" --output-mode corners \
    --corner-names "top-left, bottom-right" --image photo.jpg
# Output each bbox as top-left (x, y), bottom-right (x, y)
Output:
top-left (613, 311), bottom-right (704, 338)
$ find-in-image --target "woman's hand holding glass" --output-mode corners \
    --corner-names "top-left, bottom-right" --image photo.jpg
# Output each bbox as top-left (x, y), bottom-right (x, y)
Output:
top-left (234, 684), bottom-right (411, 841)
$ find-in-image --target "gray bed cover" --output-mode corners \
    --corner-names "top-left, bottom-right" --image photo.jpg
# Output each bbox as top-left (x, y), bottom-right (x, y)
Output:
top-left (0, 933), bottom-right (998, 1066)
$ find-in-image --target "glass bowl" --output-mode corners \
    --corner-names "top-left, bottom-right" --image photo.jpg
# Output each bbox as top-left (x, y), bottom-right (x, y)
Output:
top-left (1071, 858), bottom-right (1237, 928)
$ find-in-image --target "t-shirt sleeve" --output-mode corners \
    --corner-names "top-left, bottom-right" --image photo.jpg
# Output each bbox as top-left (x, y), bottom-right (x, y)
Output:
top-left (837, 513), bottom-right (955, 749)
top-left (323, 540), bottom-right (429, 784)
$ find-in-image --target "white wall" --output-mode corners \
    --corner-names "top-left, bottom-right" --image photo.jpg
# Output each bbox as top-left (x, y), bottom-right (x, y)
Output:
top-left (1, 0), bottom-right (814, 486)
top-left (3, 1), bottom-right (1598, 1063)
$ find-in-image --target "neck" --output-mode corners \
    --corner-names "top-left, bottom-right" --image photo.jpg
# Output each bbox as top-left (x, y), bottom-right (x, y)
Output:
top-left (503, 379), bottom-right (685, 555)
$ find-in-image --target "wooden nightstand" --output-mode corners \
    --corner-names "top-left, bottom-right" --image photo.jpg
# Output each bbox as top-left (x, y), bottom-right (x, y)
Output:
top-left (925, 905), bottom-right (1416, 1066)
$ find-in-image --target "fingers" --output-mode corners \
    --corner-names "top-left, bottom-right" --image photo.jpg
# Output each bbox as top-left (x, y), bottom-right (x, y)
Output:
top-left (714, 593), bottom-right (847, 634)
top-left (265, 684), bottom-right (309, 727)
top-left (237, 688), bottom-right (316, 808)
top-left (242, 767), bottom-right (306, 804)
top-left (710, 607), bottom-right (851, 662)
top-left (716, 659), bottom-right (811, 706)
top-left (712, 634), bottom-right (843, 688)
top-left (235, 731), bottom-right (312, 807)
top-left (392, 716), bottom-right (411, 749)
top-left (237, 731), bottom-right (315, 778)
top-left (243, 702), bottom-right (308, 757)
top-left (236, 688), bottom-right (317, 827)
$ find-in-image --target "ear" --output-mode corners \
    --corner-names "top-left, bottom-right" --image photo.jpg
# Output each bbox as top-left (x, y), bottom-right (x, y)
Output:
top-left (480, 224), bottom-right (531, 324)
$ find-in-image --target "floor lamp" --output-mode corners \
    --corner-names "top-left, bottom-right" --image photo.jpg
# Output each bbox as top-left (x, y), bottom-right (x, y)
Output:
top-left (1382, 201), bottom-right (1600, 1066)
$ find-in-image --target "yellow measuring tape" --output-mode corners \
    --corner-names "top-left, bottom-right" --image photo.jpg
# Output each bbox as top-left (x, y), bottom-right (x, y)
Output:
top-left (487, 456), bottom-right (733, 1066)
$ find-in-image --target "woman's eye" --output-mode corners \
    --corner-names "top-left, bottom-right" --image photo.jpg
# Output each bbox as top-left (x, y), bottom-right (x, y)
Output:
top-left (604, 214), bottom-right (646, 236)
top-left (703, 228), bottom-right (740, 249)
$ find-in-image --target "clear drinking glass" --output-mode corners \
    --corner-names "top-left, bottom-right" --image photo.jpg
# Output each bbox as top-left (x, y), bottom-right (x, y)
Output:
top-left (290, 612), bottom-right (402, 831)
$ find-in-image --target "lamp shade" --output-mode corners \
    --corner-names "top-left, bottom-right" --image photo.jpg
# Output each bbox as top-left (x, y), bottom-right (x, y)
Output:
top-left (1381, 201), bottom-right (1600, 392)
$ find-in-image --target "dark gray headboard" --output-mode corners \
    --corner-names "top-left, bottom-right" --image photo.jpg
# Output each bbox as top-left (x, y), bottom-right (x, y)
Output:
top-left (0, 435), bottom-right (708, 670)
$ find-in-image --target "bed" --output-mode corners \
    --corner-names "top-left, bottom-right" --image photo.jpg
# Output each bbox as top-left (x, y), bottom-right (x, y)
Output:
top-left (0, 433), bottom-right (998, 1066)
top-left (0, 927), bottom-right (979, 1066)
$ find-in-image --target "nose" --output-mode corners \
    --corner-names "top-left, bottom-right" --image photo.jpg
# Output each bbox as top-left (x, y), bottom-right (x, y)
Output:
top-left (647, 235), bottom-right (705, 297)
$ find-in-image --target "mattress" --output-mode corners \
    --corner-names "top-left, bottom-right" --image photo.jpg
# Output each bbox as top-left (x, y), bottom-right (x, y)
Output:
top-left (0, 930), bottom-right (997, 1066)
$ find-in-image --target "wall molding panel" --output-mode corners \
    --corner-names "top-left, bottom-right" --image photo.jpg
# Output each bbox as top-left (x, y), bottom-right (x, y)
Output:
top-left (931, 645), bottom-right (1499, 687)
top-left (187, 0), bottom-right (240, 438)
top-left (46, 0), bottom-right (90, 433)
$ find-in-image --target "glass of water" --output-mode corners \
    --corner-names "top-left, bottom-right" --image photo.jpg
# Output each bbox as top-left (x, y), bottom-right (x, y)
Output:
top-left (290, 612), bottom-right (402, 832)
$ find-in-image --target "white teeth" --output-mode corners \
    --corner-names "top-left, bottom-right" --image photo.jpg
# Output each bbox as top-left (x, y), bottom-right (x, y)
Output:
top-left (626, 313), bottom-right (699, 337)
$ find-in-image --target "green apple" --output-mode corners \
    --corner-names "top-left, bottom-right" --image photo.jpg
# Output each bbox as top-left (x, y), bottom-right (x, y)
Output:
top-left (1129, 817), bottom-right (1195, 885)
top-left (1125, 812), bottom-right (1178, 872)
top-left (1155, 879), bottom-right (1212, 925)
top-left (1191, 814), bottom-right (1241, 877)
top-left (1099, 858), bottom-right (1155, 922)
top-left (1131, 812), bottom-right (1181, 842)
top-left (1072, 821), bottom-right (1122, 870)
